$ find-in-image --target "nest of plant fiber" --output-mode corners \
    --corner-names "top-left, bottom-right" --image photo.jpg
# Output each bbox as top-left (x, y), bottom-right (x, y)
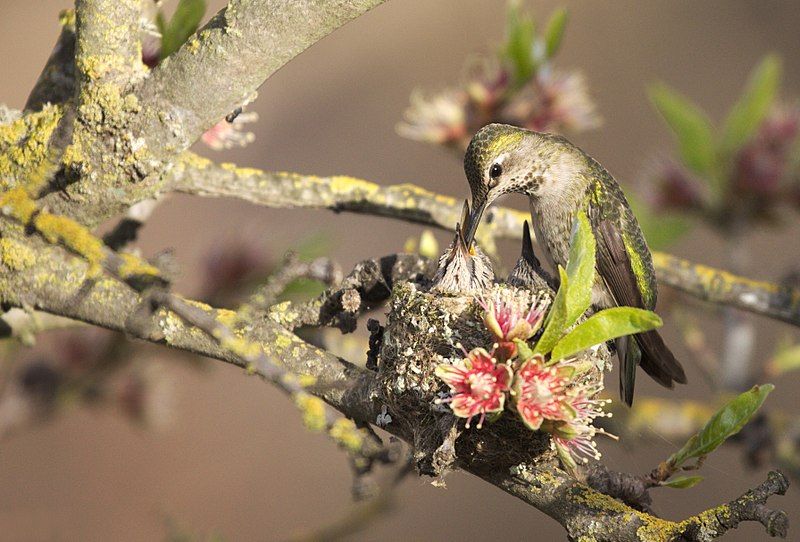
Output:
top-left (375, 280), bottom-right (610, 479)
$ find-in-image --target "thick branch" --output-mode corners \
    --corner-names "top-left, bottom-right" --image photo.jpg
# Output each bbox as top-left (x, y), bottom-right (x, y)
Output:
top-left (0, 227), bottom-right (788, 541)
top-left (168, 155), bottom-right (800, 327)
top-left (133, 0), bottom-right (385, 161)
top-left (74, 0), bottom-right (144, 90)
top-left (653, 252), bottom-right (800, 327)
top-left (40, 1), bottom-right (386, 226)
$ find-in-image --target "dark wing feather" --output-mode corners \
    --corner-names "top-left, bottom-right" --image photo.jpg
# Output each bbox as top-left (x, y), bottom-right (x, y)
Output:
top-left (588, 205), bottom-right (686, 405)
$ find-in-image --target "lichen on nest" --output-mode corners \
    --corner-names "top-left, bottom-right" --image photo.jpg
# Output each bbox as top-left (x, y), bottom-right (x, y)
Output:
top-left (375, 278), bottom-right (610, 477)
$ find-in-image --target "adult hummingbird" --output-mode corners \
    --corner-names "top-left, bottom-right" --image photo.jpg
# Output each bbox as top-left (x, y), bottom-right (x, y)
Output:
top-left (462, 123), bottom-right (686, 405)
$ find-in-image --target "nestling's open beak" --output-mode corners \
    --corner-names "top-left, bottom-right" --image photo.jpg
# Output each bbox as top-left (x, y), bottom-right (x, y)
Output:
top-left (463, 200), bottom-right (486, 248)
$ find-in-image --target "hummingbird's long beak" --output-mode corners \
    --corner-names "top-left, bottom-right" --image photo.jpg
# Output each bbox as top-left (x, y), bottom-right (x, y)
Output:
top-left (463, 200), bottom-right (486, 248)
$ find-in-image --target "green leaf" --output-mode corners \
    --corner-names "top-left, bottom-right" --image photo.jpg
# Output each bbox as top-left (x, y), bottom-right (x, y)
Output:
top-left (280, 277), bottom-right (326, 301)
top-left (514, 338), bottom-right (536, 362)
top-left (550, 307), bottom-right (662, 361)
top-left (627, 192), bottom-right (692, 250)
top-left (643, 214), bottom-right (692, 250)
top-left (553, 438), bottom-right (578, 476)
top-left (544, 8), bottom-right (568, 59)
top-left (661, 475), bottom-right (704, 489)
top-left (293, 233), bottom-right (333, 261)
top-left (534, 266), bottom-right (569, 355)
top-left (564, 211), bottom-right (596, 325)
top-left (649, 83), bottom-right (716, 177)
top-left (767, 342), bottom-right (800, 376)
top-left (668, 384), bottom-right (774, 468)
top-left (503, 0), bottom-right (537, 85)
top-left (158, 0), bottom-right (208, 60)
top-left (720, 54), bottom-right (782, 155)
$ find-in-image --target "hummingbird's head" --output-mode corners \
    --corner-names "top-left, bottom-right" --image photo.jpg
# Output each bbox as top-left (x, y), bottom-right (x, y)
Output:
top-left (463, 123), bottom-right (560, 245)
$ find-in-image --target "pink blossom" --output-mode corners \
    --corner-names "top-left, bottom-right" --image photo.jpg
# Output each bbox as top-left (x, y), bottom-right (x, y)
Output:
top-left (547, 384), bottom-right (612, 466)
top-left (512, 355), bottom-right (573, 430)
top-left (435, 347), bottom-right (511, 429)
top-left (734, 103), bottom-right (800, 197)
top-left (480, 289), bottom-right (548, 343)
top-left (201, 112), bottom-right (259, 151)
top-left (651, 161), bottom-right (706, 212)
top-left (506, 70), bottom-right (601, 135)
top-left (396, 88), bottom-right (468, 146)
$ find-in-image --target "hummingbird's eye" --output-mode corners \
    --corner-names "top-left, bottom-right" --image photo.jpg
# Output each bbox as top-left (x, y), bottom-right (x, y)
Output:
top-left (489, 163), bottom-right (503, 184)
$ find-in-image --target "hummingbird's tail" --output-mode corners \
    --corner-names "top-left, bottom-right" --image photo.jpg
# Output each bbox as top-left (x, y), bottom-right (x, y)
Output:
top-left (618, 329), bottom-right (687, 406)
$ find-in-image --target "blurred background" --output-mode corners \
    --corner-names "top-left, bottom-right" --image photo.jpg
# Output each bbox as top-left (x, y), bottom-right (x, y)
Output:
top-left (1, 0), bottom-right (799, 540)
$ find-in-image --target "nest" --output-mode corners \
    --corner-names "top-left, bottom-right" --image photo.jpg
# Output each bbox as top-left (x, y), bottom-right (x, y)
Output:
top-left (375, 279), bottom-right (610, 480)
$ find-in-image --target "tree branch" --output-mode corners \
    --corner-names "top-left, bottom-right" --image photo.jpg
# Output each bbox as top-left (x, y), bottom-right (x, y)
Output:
top-left (39, 1), bottom-right (387, 226)
top-left (167, 154), bottom-right (800, 327)
top-left (74, 0), bottom-right (144, 91)
top-left (0, 226), bottom-right (788, 541)
top-left (167, 152), bottom-right (526, 251)
top-left (653, 252), bottom-right (800, 327)
top-left (133, 0), bottom-right (386, 162)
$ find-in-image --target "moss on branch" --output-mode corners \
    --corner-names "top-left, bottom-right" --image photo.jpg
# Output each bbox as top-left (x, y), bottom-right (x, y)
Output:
top-left (168, 155), bottom-right (800, 327)
top-left (0, 229), bottom-right (788, 540)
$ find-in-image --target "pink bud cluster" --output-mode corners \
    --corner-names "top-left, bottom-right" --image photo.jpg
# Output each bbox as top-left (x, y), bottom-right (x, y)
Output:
top-left (479, 288), bottom-right (548, 361)
top-left (398, 56), bottom-right (599, 152)
top-left (435, 293), bottom-right (611, 468)
top-left (648, 102), bottom-right (800, 225)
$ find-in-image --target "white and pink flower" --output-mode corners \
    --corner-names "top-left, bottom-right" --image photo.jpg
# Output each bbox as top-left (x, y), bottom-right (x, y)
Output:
top-left (435, 347), bottom-right (512, 429)
top-left (480, 289), bottom-right (548, 343)
top-left (512, 354), bottom-right (573, 430)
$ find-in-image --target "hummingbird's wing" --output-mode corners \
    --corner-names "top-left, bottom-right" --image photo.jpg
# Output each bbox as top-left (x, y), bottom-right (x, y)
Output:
top-left (588, 207), bottom-right (687, 405)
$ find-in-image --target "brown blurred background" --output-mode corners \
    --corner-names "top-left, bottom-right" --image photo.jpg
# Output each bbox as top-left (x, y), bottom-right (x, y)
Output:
top-left (1, 0), bottom-right (799, 540)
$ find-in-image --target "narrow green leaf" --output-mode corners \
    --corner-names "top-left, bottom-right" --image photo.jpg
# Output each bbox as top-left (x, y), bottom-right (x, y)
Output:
top-left (503, 0), bottom-right (537, 85)
top-left (293, 233), bottom-right (333, 260)
top-left (280, 277), bottom-right (326, 301)
top-left (159, 0), bottom-right (208, 60)
top-left (564, 211), bottom-right (596, 325)
top-left (550, 307), bottom-right (662, 361)
top-left (649, 83), bottom-right (716, 177)
top-left (661, 475), bottom-right (704, 489)
top-left (645, 215), bottom-right (692, 250)
top-left (668, 384), bottom-right (774, 468)
top-left (514, 338), bottom-right (536, 362)
top-left (544, 8), bottom-right (568, 59)
top-left (534, 266), bottom-right (569, 355)
top-left (720, 54), bottom-right (782, 155)
top-left (627, 193), bottom-right (692, 250)
top-left (554, 438), bottom-right (578, 476)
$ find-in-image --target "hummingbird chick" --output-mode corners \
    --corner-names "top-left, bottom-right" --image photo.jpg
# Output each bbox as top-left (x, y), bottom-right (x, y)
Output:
top-left (507, 221), bottom-right (556, 295)
top-left (462, 123), bottom-right (686, 405)
top-left (431, 202), bottom-right (494, 294)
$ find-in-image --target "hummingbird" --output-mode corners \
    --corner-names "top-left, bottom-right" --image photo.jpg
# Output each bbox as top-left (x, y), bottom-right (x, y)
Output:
top-left (462, 123), bottom-right (686, 405)
top-left (431, 201), bottom-right (494, 294)
top-left (507, 221), bottom-right (555, 295)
